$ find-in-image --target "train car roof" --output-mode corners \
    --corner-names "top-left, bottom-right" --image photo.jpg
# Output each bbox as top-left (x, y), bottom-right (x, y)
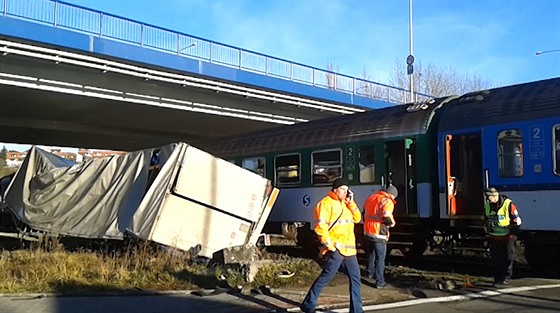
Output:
top-left (199, 96), bottom-right (454, 157)
top-left (438, 77), bottom-right (560, 132)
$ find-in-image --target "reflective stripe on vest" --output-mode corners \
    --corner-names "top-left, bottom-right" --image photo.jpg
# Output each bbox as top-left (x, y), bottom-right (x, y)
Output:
top-left (366, 234), bottom-right (388, 240)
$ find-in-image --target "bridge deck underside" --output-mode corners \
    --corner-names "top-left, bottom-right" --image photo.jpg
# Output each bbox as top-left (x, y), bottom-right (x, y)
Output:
top-left (0, 54), bottom-right (345, 151)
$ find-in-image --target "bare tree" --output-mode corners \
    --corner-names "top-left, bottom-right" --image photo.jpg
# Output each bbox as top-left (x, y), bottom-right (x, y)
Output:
top-left (354, 68), bottom-right (395, 102)
top-left (326, 62), bottom-right (339, 90)
top-left (355, 69), bottom-right (373, 97)
top-left (390, 60), bottom-right (492, 103)
top-left (326, 59), bottom-right (491, 104)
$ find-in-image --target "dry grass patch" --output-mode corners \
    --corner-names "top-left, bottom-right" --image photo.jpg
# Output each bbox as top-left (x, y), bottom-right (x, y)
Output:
top-left (0, 238), bottom-right (209, 294)
top-left (251, 257), bottom-right (321, 288)
top-left (0, 166), bottom-right (17, 179)
top-left (0, 238), bottom-right (322, 294)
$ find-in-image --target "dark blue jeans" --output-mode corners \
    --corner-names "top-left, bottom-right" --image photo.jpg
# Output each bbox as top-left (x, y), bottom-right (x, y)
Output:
top-left (301, 250), bottom-right (362, 313)
top-left (366, 238), bottom-right (387, 286)
top-left (490, 236), bottom-right (516, 283)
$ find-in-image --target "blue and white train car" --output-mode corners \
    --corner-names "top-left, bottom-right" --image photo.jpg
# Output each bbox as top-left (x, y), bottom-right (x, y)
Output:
top-left (436, 78), bottom-right (560, 267)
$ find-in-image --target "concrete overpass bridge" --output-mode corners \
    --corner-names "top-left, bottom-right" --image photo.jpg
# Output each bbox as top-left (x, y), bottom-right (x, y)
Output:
top-left (0, 0), bottom-right (419, 151)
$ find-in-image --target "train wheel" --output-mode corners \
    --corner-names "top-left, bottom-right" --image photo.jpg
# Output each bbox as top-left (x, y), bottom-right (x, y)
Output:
top-left (401, 238), bottom-right (428, 258)
top-left (430, 229), bottom-right (458, 256)
top-left (386, 246), bottom-right (393, 257)
top-left (281, 222), bottom-right (298, 241)
top-left (524, 242), bottom-right (560, 277)
top-left (295, 224), bottom-right (320, 260)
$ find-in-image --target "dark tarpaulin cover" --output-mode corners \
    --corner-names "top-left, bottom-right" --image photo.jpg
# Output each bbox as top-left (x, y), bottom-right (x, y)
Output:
top-left (4, 144), bottom-right (163, 238)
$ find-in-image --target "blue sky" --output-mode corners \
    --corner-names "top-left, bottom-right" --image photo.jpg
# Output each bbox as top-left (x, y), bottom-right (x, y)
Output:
top-left (2, 0), bottom-right (559, 152)
top-left (59, 0), bottom-right (559, 86)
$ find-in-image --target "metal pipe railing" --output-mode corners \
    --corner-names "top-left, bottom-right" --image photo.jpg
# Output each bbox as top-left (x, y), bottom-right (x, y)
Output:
top-left (2, 0), bottom-right (432, 103)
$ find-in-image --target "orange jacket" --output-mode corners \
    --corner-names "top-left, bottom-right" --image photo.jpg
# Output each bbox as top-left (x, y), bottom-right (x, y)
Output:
top-left (314, 191), bottom-right (361, 256)
top-left (363, 190), bottom-right (396, 241)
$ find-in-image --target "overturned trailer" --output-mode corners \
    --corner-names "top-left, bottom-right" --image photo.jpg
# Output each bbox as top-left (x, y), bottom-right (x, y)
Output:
top-left (2, 142), bottom-right (279, 258)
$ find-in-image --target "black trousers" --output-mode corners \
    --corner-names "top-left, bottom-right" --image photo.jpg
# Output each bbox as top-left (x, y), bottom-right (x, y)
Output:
top-left (489, 235), bottom-right (516, 283)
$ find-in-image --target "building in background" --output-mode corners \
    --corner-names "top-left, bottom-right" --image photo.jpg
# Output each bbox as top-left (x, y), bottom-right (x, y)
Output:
top-left (5, 151), bottom-right (26, 167)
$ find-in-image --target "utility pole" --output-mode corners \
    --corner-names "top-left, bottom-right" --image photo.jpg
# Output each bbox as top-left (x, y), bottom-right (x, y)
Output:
top-left (407, 0), bottom-right (415, 103)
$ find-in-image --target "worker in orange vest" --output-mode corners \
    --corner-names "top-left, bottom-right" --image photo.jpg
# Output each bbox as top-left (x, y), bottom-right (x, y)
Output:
top-left (300, 178), bottom-right (363, 313)
top-left (363, 185), bottom-right (397, 289)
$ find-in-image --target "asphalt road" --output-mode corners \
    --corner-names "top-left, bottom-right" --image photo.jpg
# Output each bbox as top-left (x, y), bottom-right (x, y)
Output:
top-left (359, 282), bottom-right (560, 313)
top-left (1, 280), bottom-right (559, 313)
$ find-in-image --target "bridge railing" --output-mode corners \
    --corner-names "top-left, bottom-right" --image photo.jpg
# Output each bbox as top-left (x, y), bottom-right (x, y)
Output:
top-left (1, 0), bottom-right (429, 104)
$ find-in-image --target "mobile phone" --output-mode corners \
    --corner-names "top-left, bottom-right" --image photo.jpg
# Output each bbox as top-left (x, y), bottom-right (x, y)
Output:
top-left (346, 189), bottom-right (354, 199)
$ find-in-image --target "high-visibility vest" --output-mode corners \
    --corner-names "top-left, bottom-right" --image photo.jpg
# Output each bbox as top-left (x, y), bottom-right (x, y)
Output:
top-left (363, 191), bottom-right (396, 241)
top-left (485, 198), bottom-right (512, 237)
top-left (314, 191), bottom-right (361, 256)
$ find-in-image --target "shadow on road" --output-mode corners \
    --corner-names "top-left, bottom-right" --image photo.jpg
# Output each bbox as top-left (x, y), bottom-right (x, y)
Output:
top-left (0, 281), bottom-right (296, 313)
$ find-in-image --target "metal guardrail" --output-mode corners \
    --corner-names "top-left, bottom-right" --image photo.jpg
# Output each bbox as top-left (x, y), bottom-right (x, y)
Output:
top-left (0, 0), bottom-right (428, 104)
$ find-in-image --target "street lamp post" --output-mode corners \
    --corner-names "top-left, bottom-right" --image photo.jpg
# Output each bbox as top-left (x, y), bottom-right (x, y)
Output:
top-left (535, 49), bottom-right (560, 55)
top-left (407, 0), bottom-right (414, 103)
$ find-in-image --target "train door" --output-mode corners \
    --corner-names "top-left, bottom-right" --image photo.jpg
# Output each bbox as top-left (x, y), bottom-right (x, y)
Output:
top-left (385, 139), bottom-right (418, 215)
top-left (444, 133), bottom-right (484, 216)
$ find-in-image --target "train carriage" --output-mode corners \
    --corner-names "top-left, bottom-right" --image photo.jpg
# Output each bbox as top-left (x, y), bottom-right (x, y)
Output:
top-left (435, 78), bottom-right (560, 266)
top-left (199, 95), bottom-right (458, 255)
top-left (198, 77), bottom-right (560, 268)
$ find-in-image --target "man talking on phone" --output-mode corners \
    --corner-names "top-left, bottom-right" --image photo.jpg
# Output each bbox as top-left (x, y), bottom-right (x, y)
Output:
top-left (300, 178), bottom-right (363, 313)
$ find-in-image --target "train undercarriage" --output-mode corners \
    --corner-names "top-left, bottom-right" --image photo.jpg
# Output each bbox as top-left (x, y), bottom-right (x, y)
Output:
top-left (277, 218), bottom-right (559, 276)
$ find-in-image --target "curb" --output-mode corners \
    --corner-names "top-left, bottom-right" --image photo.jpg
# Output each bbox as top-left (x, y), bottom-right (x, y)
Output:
top-left (271, 288), bottom-right (350, 299)
top-left (0, 289), bottom-right (194, 298)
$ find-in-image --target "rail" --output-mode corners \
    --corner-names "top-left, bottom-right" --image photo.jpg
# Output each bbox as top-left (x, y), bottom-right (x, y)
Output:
top-left (1, 0), bottom-right (430, 104)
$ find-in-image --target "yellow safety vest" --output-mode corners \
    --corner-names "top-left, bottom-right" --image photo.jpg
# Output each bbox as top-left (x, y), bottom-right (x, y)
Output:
top-left (485, 198), bottom-right (511, 237)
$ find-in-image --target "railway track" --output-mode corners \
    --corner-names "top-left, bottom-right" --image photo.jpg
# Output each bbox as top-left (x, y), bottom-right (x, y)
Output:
top-left (261, 244), bottom-right (556, 281)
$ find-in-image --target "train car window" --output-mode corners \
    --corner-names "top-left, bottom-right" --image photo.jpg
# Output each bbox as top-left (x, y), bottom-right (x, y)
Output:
top-left (554, 125), bottom-right (560, 175)
top-left (242, 157), bottom-right (265, 177)
top-left (311, 149), bottom-right (342, 185)
top-left (275, 154), bottom-right (301, 186)
top-left (358, 145), bottom-right (375, 183)
top-left (497, 129), bottom-right (524, 177)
